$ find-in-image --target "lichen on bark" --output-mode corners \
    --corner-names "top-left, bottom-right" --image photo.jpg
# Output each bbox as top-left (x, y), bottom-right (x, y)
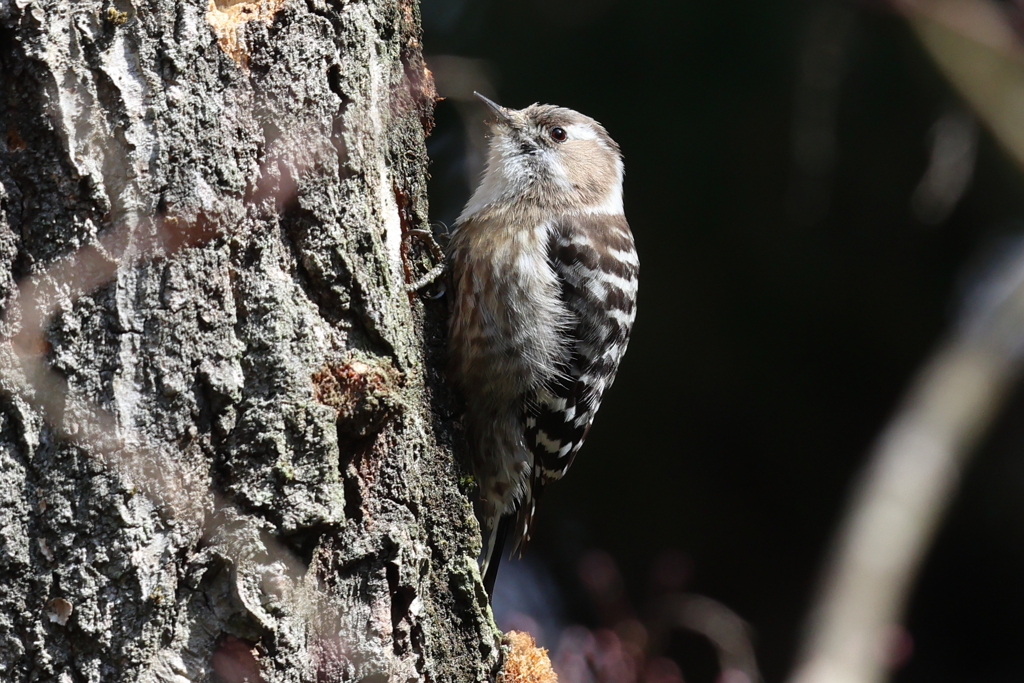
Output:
top-left (0, 1), bottom-right (499, 681)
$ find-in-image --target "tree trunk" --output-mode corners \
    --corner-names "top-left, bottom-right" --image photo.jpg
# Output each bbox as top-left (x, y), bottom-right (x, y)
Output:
top-left (0, 1), bottom-right (500, 681)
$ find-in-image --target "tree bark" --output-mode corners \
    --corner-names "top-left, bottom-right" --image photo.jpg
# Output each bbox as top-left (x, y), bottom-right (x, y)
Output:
top-left (0, 1), bottom-right (499, 681)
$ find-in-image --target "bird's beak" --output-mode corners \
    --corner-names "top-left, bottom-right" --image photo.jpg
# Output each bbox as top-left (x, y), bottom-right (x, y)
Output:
top-left (474, 91), bottom-right (513, 126)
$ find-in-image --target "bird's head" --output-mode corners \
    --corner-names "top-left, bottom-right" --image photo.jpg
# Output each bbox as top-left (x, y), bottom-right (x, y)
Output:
top-left (460, 93), bottom-right (624, 221)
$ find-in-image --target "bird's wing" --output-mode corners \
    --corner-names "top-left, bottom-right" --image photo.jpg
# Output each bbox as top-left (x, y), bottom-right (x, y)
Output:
top-left (514, 213), bottom-right (639, 553)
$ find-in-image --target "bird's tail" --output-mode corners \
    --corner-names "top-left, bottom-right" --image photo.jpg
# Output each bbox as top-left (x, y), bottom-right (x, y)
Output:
top-left (480, 514), bottom-right (511, 597)
top-left (510, 479), bottom-right (545, 559)
top-left (479, 481), bottom-right (547, 596)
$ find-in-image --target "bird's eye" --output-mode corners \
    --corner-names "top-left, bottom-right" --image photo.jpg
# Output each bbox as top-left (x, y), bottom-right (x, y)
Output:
top-left (550, 127), bottom-right (567, 142)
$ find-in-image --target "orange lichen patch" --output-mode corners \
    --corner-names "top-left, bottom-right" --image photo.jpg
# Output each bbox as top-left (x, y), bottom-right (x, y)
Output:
top-left (6, 127), bottom-right (26, 152)
top-left (45, 598), bottom-right (73, 626)
top-left (312, 360), bottom-right (403, 438)
top-left (105, 7), bottom-right (128, 25)
top-left (503, 631), bottom-right (558, 683)
top-left (212, 635), bottom-right (264, 683)
top-left (206, 0), bottom-right (286, 67)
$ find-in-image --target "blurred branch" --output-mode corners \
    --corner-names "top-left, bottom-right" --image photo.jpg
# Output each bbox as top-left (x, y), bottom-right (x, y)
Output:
top-left (787, 4), bottom-right (1024, 683)
top-left (787, 0), bottom-right (858, 225)
top-left (790, 284), bottom-right (1024, 683)
top-left (901, 0), bottom-right (1024, 170)
top-left (660, 594), bottom-right (760, 683)
top-left (910, 105), bottom-right (978, 225)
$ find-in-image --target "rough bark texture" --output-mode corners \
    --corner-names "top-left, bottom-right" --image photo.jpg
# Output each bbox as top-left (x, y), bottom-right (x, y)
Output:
top-left (0, 1), bottom-right (499, 681)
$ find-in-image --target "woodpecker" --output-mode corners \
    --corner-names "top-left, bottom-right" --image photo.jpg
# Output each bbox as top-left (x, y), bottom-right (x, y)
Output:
top-left (447, 93), bottom-right (638, 592)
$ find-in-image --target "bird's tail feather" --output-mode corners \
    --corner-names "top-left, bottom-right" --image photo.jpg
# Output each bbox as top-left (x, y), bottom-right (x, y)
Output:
top-left (510, 480), bottom-right (545, 559)
top-left (481, 514), bottom-right (510, 597)
top-left (479, 482), bottom-right (546, 596)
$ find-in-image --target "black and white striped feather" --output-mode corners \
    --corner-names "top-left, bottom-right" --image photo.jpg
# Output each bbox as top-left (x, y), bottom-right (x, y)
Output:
top-left (514, 214), bottom-right (639, 555)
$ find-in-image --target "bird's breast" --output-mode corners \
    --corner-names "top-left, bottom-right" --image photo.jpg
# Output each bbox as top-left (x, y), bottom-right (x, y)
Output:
top-left (449, 218), bottom-right (570, 399)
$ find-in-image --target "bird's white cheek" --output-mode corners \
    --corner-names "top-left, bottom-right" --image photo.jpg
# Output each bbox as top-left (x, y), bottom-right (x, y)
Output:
top-left (582, 182), bottom-right (624, 216)
top-left (544, 152), bottom-right (574, 193)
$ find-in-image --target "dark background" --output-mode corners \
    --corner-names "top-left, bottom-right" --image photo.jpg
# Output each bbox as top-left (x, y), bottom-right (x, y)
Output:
top-left (420, 1), bottom-right (1024, 681)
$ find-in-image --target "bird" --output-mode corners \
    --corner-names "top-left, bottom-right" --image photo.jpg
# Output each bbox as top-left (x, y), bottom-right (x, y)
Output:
top-left (446, 93), bottom-right (638, 594)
